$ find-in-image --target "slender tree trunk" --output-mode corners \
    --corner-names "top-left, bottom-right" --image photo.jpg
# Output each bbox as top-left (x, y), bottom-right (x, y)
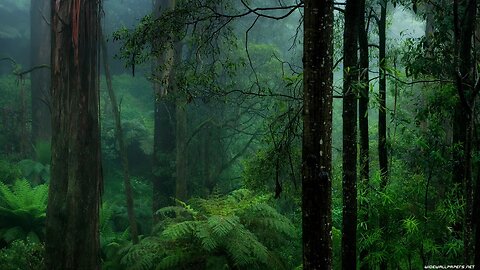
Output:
top-left (342, 0), bottom-right (359, 269)
top-left (19, 79), bottom-right (28, 158)
top-left (45, 0), bottom-right (102, 269)
top-left (358, 0), bottom-right (370, 189)
top-left (302, 0), bottom-right (334, 269)
top-left (378, 2), bottom-right (388, 270)
top-left (30, 0), bottom-right (51, 145)
top-left (152, 0), bottom-right (176, 221)
top-left (174, 43), bottom-right (187, 201)
top-left (378, 0), bottom-right (388, 194)
top-left (101, 31), bottom-right (139, 244)
top-left (358, 0), bottom-right (370, 268)
top-left (453, 0), bottom-right (476, 263)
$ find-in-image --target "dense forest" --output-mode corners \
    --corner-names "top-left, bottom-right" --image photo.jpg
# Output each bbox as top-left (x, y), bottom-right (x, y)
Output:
top-left (0, 0), bottom-right (479, 269)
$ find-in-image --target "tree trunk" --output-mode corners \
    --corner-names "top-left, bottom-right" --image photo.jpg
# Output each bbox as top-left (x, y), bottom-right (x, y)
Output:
top-left (342, 0), bottom-right (359, 269)
top-left (101, 31), bottom-right (139, 244)
top-left (30, 0), bottom-right (51, 145)
top-left (152, 0), bottom-right (176, 221)
top-left (453, 0), bottom-right (476, 263)
top-left (378, 0), bottom-right (388, 194)
top-left (45, 0), bottom-right (102, 269)
top-left (302, 0), bottom-right (334, 269)
top-left (358, 0), bottom-right (370, 268)
top-left (358, 0), bottom-right (370, 189)
top-left (378, 1), bottom-right (388, 269)
top-left (174, 43), bottom-right (187, 201)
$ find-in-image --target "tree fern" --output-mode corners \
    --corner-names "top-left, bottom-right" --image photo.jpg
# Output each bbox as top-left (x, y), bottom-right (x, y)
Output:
top-left (0, 179), bottom-right (48, 243)
top-left (114, 189), bottom-right (297, 270)
top-left (161, 220), bottom-right (198, 239)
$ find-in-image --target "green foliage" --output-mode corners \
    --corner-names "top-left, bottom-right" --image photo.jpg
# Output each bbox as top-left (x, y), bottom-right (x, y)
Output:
top-left (115, 189), bottom-right (299, 270)
top-left (0, 180), bottom-right (48, 244)
top-left (16, 159), bottom-right (49, 184)
top-left (0, 240), bottom-right (45, 270)
top-left (0, 160), bottom-right (21, 184)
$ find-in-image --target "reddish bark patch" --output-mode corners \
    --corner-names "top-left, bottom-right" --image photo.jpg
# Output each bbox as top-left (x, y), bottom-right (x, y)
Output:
top-left (72, 0), bottom-right (81, 65)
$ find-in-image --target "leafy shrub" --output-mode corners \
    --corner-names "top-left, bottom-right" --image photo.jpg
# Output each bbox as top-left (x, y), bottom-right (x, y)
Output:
top-left (0, 240), bottom-right (45, 270)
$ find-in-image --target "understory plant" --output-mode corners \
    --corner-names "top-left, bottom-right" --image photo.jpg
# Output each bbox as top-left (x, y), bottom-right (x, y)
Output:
top-left (0, 179), bottom-right (48, 245)
top-left (113, 189), bottom-right (299, 270)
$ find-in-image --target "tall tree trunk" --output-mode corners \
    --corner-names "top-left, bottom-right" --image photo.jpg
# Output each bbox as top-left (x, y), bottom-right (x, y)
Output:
top-left (152, 0), bottom-right (176, 221)
top-left (30, 0), bottom-right (51, 145)
top-left (45, 0), bottom-right (102, 269)
top-left (101, 31), bottom-right (139, 244)
top-left (174, 43), bottom-right (187, 201)
top-left (453, 0), bottom-right (476, 263)
top-left (358, 0), bottom-right (370, 268)
top-left (302, 0), bottom-right (334, 269)
top-left (378, 1), bottom-right (388, 269)
top-left (378, 0), bottom-right (388, 194)
top-left (358, 0), bottom-right (370, 189)
top-left (342, 0), bottom-right (359, 269)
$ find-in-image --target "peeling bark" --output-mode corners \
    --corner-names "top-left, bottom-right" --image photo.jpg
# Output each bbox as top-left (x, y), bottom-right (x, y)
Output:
top-left (45, 0), bottom-right (102, 269)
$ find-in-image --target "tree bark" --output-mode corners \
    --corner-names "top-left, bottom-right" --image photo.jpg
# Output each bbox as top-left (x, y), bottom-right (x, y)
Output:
top-left (174, 43), bottom-right (187, 201)
top-left (453, 0), bottom-right (476, 263)
top-left (342, 0), bottom-right (359, 269)
top-left (302, 0), bottom-right (334, 269)
top-left (45, 0), bottom-right (102, 269)
top-left (358, 0), bottom-right (370, 268)
top-left (30, 0), bottom-right (51, 145)
top-left (378, 2), bottom-right (388, 270)
top-left (101, 31), bottom-right (139, 244)
top-left (152, 0), bottom-right (176, 221)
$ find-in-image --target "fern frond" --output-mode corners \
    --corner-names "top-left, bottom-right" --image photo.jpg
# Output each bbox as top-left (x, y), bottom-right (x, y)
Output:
top-left (208, 215), bottom-right (239, 238)
top-left (161, 220), bottom-right (197, 239)
top-left (225, 225), bottom-right (268, 266)
top-left (157, 250), bottom-right (193, 270)
top-left (195, 222), bottom-right (218, 251)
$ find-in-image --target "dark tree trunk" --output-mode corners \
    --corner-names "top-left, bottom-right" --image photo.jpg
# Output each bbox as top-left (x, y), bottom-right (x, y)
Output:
top-left (174, 43), bottom-right (187, 201)
top-left (358, 0), bottom-right (370, 268)
top-left (378, 0), bottom-right (388, 193)
top-left (378, 2), bottom-right (388, 270)
top-left (342, 0), bottom-right (359, 269)
top-left (358, 0), bottom-right (369, 186)
top-left (302, 0), bottom-right (334, 269)
top-left (453, 0), bottom-right (476, 263)
top-left (30, 0), bottom-right (51, 145)
top-left (152, 0), bottom-right (176, 221)
top-left (45, 0), bottom-right (102, 269)
top-left (101, 31), bottom-right (139, 244)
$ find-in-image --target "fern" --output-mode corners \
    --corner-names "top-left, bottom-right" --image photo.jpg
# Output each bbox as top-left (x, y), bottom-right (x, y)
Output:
top-left (208, 215), bottom-right (239, 237)
top-left (195, 222), bottom-right (219, 251)
top-left (157, 250), bottom-right (194, 270)
top-left (0, 179), bottom-right (48, 243)
top-left (161, 220), bottom-right (198, 239)
top-left (116, 189), bottom-right (297, 270)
